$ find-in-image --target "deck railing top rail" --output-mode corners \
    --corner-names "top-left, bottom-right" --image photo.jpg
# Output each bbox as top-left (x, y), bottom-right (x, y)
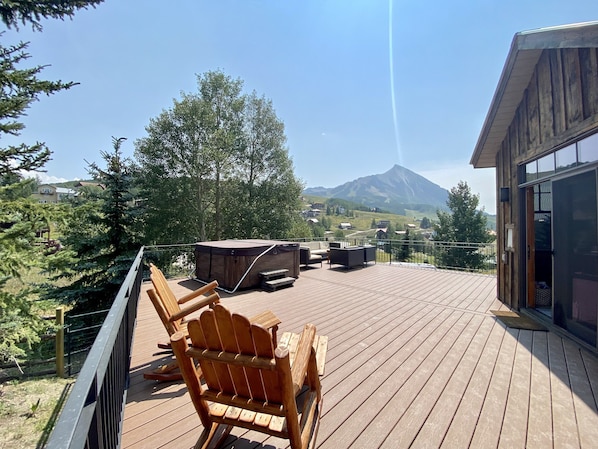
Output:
top-left (45, 247), bottom-right (144, 449)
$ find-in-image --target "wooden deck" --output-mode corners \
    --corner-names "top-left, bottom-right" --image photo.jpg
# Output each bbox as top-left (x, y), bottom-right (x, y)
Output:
top-left (122, 264), bottom-right (598, 449)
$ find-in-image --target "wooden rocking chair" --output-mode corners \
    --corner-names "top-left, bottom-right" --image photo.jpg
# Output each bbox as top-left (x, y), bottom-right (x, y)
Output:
top-left (148, 263), bottom-right (222, 348)
top-left (171, 304), bottom-right (324, 449)
top-left (145, 264), bottom-right (280, 381)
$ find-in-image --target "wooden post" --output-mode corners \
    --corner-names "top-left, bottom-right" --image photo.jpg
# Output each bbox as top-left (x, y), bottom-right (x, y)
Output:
top-left (56, 307), bottom-right (65, 378)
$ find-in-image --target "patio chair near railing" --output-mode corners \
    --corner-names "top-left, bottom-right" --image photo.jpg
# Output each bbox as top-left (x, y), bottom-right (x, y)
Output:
top-left (145, 263), bottom-right (281, 381)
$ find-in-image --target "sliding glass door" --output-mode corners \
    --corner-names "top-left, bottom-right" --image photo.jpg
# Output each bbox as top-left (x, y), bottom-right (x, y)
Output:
top-left (553, 170), bottom-right (598, 346)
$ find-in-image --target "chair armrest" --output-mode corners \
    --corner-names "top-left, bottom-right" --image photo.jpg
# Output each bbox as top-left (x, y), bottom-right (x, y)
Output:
top-left (169, 292), bottom-right (220, 322)
top-left (250, 310), bottom-right (281, 346)
top-left (250, 310), bottom-right (281, 329)
top-left (289, 324), bottom-right (316, 393)
top-left (177, 280), bottom-right (219, 304)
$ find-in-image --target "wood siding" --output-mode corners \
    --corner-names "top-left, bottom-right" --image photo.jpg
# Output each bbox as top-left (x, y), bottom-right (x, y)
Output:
top-left (495, 48), bottom-right (598, 307)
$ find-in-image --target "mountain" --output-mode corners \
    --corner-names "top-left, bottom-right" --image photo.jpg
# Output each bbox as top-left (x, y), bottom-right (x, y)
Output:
top-left (303, 164), bottom-right (449, 215)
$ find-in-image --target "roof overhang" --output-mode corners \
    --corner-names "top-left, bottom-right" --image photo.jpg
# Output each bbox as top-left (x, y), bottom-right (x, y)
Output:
top-left (470, 21), bottom-right (598, 168)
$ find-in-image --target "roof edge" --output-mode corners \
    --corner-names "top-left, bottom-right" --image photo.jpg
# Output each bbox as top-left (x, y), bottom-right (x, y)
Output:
top-left (470, 21), bottom-right (598, 169)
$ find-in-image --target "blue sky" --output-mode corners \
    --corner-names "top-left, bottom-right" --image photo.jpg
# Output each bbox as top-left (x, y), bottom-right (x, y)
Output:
top-left (5, 0), bottom-right (598, 215)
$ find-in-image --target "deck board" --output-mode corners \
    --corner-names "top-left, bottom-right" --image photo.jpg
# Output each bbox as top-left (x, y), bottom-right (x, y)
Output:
top-left (122, 264), bottom-right (598, 449)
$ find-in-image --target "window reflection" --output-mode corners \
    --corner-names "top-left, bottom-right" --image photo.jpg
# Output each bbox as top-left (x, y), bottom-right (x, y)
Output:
top-left (578, 133), bottom-right (598, 164)
top-left (537, 154), bottom-right (555, 178)
top-left (526, 160), bottom-right (537, 182)
top-left (556, 144), bottom-right (577, 172)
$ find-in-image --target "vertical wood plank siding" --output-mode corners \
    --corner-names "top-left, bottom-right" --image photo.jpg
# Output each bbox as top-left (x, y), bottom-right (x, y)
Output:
top-left (496, 47), bottom-right (598, 307)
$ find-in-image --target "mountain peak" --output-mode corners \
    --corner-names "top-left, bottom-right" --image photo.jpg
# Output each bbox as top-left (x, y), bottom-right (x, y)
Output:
top-left (303, 165), bottom-right (448, 215)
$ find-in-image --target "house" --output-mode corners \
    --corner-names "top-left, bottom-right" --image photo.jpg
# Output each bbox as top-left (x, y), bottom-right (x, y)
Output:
top-left (32, 184), bottom-right (75, 203)
top-left (375, 228), bottom-right (388, 239)
top-left (338, 222), bottom-right (352, 230)
top-left (471, 21), bottom-right (598, 349)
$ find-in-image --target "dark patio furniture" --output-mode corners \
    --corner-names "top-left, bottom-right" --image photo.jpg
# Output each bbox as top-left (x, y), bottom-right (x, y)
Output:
top-left (300, 246), bottom-right (323, 267)
top-left (329, 246), bottom-right (366, 269)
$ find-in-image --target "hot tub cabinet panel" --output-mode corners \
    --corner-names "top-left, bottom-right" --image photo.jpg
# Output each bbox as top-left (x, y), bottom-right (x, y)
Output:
top-left (195, 239), bottom-right (299, 290)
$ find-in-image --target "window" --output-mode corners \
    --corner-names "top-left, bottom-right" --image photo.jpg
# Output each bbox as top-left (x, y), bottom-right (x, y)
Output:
top-left (578, 133), bottom-right (598, 165)
top-left (537, 154), bottom-right (555, 178)
top-left (522, 132), bottom-right (598, 184)
top-left (556, 144), bottom-right (577, 172)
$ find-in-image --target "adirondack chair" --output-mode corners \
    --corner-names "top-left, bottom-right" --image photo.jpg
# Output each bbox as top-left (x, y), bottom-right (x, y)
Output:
top-left (171, 304), bottom-right (324, 449)
top-left (145, 264), bottom-right (281, 381)
top-left (148, 263), bottom-right (221, 347)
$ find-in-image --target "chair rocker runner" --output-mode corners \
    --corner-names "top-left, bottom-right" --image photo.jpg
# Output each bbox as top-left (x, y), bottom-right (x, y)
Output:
top-left (171, 304), bottom-right (324, 449)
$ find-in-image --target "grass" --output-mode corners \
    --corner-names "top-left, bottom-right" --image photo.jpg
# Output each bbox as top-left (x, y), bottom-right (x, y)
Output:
top-left (0, 376), bottom-right (73, 448)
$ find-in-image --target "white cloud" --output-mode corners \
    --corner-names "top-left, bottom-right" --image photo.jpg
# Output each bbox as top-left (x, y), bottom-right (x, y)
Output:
top-left (419, 164), bottom-right (496, 215)
top-left (21, 171), bottom-right (71, 184)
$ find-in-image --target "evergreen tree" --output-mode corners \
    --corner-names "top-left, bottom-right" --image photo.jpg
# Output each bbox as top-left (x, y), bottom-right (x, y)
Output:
top-left (49, 137), bottom-right (141, 311)
top-left (435, 181), bottom-right (494, 270)
top-left (420, 216), bottom-right (431, 229)
top-left (1, 1), bottom-right (103, 31)
top-left (395, 229), bottom-right (412, 262)
top-left (0, 0), bottom-right (103, 362)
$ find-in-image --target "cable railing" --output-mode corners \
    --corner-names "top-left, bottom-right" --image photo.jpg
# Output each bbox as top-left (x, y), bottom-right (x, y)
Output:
top-left (288, 237), bottom-right (497, 274)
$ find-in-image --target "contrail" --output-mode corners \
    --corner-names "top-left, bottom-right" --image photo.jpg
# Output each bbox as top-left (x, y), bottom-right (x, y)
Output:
top-left (388, 0), bottom-right (403, 166)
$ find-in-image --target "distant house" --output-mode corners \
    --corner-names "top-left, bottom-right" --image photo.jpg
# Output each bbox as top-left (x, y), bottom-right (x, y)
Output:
top-left (32, 184), bottom-right (75, 203)
top-left (375, 228), bottom-right (388, 239)
top-left (470, 22), bottom-right (598, 349)
top-left (377, 220), bottom-right (390, 228)
top-left (307, 218), bottom-right (319, 225)
top-left (311, 202), bottom-right (325, 210)
top-left (338, 222), bottom-right (352, 230)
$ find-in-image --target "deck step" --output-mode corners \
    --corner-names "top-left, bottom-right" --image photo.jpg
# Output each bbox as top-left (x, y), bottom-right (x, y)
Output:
top-left (259, 269), bottom-right (289, 280)
top-left (262, 276), bottom-right (295, 291)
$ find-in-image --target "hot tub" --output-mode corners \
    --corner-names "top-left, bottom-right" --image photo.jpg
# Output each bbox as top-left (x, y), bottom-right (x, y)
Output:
top-left (195, 239), bottom-right (300, 291)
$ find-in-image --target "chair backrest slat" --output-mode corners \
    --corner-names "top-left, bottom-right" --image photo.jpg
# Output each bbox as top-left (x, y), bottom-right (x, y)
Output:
top-left (150, 271), bottom-right (179, 317)
top-left (199, 309), bottom-right (236, 394)
top-left (187, 319), bottom-right (220, 389)
top-left (232, 314), bottom-right (268, 402)
top-left (252, 323), bottom-right (283, 404)
top-left (214, 306), bottom-right (252, 398)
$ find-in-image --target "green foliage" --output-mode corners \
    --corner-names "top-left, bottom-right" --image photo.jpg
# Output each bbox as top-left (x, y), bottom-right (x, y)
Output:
top-left (0, 196), bottom-right (59, 362)
top-left (0, 0), bottom-right (104, 363)
top-left (0, 0), bottom-right (103, 31)
top-left (48, 138), bottom-right (141, 311)
top-left (0, 40), bottom-right (77, 182)
top-left (434, 181), bottom-right (495, 270)
top-left (135, 70), bottom-right (302, 243)
top-left (420, 216), bottom-right (431, 229)
top-left (319, 216), bottom-right (331, 231)
top-left (0, 279), bottom-right (44, 362)
top-left (287, 218), bottom-right (312, 240)
top-left (394, 229), bottom-right (412, 261)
